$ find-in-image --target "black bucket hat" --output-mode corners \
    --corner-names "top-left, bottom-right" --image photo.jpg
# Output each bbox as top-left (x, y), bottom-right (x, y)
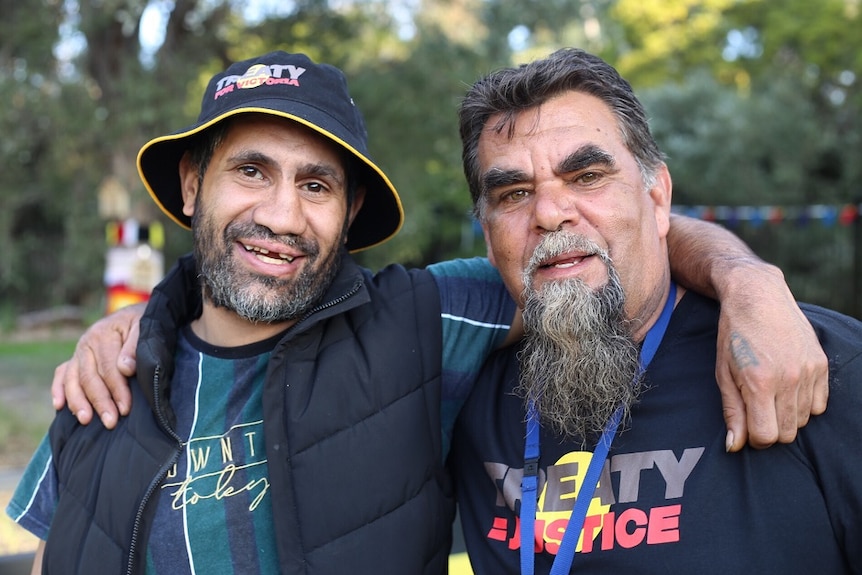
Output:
top-left (136, 51), bottom-right (404, 252)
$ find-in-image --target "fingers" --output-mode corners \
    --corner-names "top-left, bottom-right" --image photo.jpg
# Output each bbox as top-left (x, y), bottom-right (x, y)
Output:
top-left (773, 375), bottom-right (799, 445)
top-left (806, 363), bottom-right (829, 421)
top-left (76, 343), bottom-right (121, 429)
top-left (785, 319), bottom-right (828, 433)
top-left (54, 305), bottom-right (145, 429)
top-left (101, 360), bottom-right (133, 420)
top-left (772, 334), bottom-right (828, 444)
top-left (716, 330), bottom-right (780, 450)
top-left (709, 258), bottom-right (830, 451)
top-left (716, 298), bottom-right (828, 449)
top-left (117, 319), bottom-right (139, 380)
top-left (717, 362), bottom-right (772, 452)
top-left (52, 359), bottom-right (96, 425)
top-left (56, 348), bottom-right (95, 426)
top-left (51, 361), bottom-right (69, 411)
top-left (717, 380), bottom-right (748, 452)
top-left (719, 346), bottom-right (828, 451)
top-left (798, 347), bottom-right (829, 418)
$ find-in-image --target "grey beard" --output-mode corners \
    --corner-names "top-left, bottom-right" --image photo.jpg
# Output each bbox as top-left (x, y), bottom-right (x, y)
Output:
top-left (203, 240), bottom-right (340, 323)
top-left (193, 209), bottom-right (343, 324)
top-left (518, 233), bottom-right (642, 446)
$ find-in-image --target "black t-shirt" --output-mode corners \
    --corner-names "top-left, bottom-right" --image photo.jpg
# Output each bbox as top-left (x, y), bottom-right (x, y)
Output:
top-left (450, 292), bottom-right (862, 574)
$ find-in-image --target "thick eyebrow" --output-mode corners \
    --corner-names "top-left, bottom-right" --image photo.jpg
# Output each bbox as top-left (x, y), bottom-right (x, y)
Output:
top-left (558, 144), bottom-right (616, 174)
top-left (480, 167), bottom-right (529, 196)
top-left (226, 150), bottom-right (275, 167)
top-left (298, 162), bottom-right (345, 187)
top-left (480, 144), bottom-right (617, 198)
top-left (227, 151), bottom-right (345, 187)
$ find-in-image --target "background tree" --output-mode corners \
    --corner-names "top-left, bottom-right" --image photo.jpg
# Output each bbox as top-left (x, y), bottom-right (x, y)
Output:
top-left (1, 0), bottom-right (859, 322)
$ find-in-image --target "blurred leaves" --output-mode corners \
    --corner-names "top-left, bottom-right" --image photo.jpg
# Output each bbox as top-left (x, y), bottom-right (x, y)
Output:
top-left (0, 0), bottom-right (860, 316)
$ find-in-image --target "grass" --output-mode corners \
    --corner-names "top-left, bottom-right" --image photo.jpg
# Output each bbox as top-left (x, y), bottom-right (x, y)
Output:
top-left (0, 334), bottom-right (81, 557)
top-left (0, 338), bottom-right (79, 467)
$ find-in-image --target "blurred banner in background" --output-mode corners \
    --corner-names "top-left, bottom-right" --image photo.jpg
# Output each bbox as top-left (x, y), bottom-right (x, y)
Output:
top-left (104, 219), bottom-right (164, 314)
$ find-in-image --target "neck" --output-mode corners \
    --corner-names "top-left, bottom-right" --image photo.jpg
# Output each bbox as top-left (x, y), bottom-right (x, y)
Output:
top-left (628, 272), bottom-right (685, 342)
top-left (190, 299), bottom-right (295, 347)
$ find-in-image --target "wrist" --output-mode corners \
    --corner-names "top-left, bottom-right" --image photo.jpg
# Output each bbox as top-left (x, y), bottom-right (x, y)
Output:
top-left (712, 257), bottom-right (787, 300)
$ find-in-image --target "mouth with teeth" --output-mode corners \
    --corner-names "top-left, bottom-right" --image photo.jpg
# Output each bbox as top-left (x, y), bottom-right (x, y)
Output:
top-left (525, 251), bottom-right (604, 293)
top-left (539, 254), bottom-right (590, 270)
top-left (242, 243), bottom-right (299, 265)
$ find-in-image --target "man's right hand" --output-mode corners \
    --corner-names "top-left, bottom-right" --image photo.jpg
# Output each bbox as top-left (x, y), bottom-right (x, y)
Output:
top-left (51, 302), bottom-right (145, 429)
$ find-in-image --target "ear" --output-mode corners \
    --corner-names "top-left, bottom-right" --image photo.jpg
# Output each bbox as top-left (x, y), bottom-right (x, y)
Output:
top-left (178, 152), bottom-right (199, 218)
top-left (649, 163), bottom-right (673, 240)
top-left (343, 186), bottom-right (367, 245)
top-left (347, 186), bottom-right (366, 227)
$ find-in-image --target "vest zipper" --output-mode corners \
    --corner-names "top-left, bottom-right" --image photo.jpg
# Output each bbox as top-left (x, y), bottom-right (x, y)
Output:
top-left (284, 278), bottom-right (362, 337)
top-left (125, 277), bottom-right (362, 573)
top-left (126, 365), bottom-right (184, 575)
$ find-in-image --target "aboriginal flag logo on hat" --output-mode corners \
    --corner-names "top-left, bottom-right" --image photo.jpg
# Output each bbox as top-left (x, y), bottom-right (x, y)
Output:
top-left (136, 51), bottom-right (404, 253)
top-left (236, 64), bottom-right (275, 89)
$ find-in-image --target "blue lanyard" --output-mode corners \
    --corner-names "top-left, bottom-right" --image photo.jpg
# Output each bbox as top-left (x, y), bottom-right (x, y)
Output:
top-left (520, 282), bottom-right (677, 575)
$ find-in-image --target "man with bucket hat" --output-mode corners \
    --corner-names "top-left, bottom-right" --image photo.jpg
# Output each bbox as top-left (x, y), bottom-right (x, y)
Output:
top-left (9, 51), bottom-right (827, 574)
top-left (140, 53), bottom-right (403, 252)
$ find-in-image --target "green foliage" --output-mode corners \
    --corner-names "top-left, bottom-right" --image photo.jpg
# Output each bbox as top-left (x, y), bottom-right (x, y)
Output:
top-left (351, 29), bottom-right (492, 269)
top-left (0, 0), bottom-right (64, 73)
top-left (0, 0), bottom-right (860, 317)
top-left (0, 5), bottom-right (129, 310)
top-left (644, 72), bottom-right (830, 205)
top-left (725, 0), bottom-right (862, 77)
top-left (642, 71), bottom-right (860, 314)
top-left (610, 0), bottom-right (739, 85)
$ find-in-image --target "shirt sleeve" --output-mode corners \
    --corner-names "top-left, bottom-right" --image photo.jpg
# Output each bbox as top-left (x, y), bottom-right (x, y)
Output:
top-left (5, 434), bottom-right (58, 540)
top-left (427, 257), bottom-right (516, 457)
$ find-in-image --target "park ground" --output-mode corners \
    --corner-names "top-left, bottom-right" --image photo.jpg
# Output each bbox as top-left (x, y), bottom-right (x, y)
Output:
top-left (0, 328), bottom-right (80, 556)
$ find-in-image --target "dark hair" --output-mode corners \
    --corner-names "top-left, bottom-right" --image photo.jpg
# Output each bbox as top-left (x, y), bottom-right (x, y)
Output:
top-left (185, 115), bottom-right (361, 211)
top-left (459, 47), bottom-right (664, 218)
top-left (186, 122), bottom-right (230, 193)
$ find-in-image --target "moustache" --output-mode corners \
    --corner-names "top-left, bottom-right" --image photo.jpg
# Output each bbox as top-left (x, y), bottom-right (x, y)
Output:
top-left (224, 222), bottom-right (319, 258)
top-left (524, 231), bottom-right (611, 281)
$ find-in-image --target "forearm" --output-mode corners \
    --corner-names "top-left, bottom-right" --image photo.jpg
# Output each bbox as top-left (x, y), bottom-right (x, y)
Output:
top-left (667, 213), bottom-right (784, 299)
top-left (667, 213), bottom-right (828, 451)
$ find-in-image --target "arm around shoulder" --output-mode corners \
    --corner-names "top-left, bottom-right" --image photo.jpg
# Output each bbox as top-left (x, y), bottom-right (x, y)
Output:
top-left (666, 214), bottom-right (829, 452)
top-left (50, 252), bottom-right (202, 430)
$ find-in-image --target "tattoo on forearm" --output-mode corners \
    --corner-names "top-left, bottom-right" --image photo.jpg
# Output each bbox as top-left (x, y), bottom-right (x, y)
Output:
top-left (730, 333), bottom-right (759, 369)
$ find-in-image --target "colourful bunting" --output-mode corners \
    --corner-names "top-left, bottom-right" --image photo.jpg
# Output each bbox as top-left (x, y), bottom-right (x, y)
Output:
top-left (672, 203), bottom-right (860, 227)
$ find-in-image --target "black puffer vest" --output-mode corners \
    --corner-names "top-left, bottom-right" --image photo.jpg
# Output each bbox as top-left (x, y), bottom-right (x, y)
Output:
top-left (45, 252), bottom-right (453, 574)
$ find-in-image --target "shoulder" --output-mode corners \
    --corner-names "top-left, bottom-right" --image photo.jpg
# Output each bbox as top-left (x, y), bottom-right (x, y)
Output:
top-left (427, 258), bottom-right (512, 312)
top-left (795, 304), bottom-right (862, 446)
top-left (661, 290), bottom-right (720, 345)
top-left (801, 303), bottom-right (862, 341)
top-left (426, 257), bottom-right (499, 282)
top-left (800, 303), bottom-right (862, 372)
top-left (364, 262), bottom-right (439, 302)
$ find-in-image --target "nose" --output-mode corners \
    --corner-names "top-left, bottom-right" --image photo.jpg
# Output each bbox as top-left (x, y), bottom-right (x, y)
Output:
top-left (252, 183), bottom-right (309, 237)
top-left (532, 185), bottom-right (580, 232)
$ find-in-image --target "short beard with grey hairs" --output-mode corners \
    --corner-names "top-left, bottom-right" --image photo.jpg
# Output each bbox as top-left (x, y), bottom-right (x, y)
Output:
top-left (192, 197), bottom-right (345, 324)
top-left (518, 231), bottom-right (642, 446)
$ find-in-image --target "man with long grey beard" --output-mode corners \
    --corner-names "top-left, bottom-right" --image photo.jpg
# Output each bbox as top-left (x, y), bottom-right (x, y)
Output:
top-left (518, 232), bottom-right (639, 446)
top-left (449, 47), bottom-right (862, 574)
